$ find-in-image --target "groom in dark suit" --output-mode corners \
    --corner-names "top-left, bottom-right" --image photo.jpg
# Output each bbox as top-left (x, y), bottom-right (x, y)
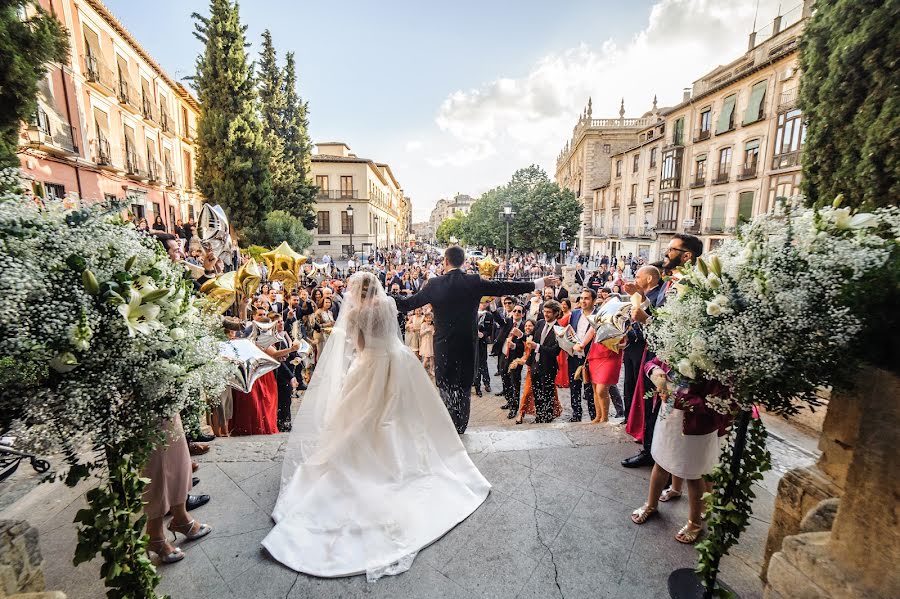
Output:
top-left (394, 246), bottom-right (559, 433)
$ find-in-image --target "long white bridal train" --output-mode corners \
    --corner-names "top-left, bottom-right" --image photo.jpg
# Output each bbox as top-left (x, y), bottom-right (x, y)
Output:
top-left (261, 272), bottom-right (490, 579)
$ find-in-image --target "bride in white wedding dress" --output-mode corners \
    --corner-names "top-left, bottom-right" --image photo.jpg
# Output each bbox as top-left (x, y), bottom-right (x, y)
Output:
top-left (262, 271), bottom-right (490, 579)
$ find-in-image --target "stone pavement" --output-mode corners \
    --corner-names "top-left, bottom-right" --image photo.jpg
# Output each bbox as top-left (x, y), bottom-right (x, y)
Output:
top-left (0, 410), bottom-right (818, 599)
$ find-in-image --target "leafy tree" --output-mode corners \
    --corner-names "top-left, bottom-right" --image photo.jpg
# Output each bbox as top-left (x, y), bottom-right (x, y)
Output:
top-left (0, 0), bottom-right (69, 167)
top-left (257, 32), bottom-right (317, 229)
top-left (436, 213), bottom-right (467, 244)
top-left (192, 0), bottom-right (272, 233)
top-left (799, 0), bottom-right (899, 210)
top-left (244, 210), bottom-right (312, 251)
top-left (280, 51), bottom-right (318, 229)
top-left (462, 165), bottom-right (581, 254)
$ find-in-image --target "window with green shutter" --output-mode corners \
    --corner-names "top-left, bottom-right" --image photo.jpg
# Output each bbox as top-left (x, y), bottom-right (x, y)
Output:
top-left (674, 117), bottom-right (684, 145)
top-left (716, 95), bottom-right (737, 134)
top-left (743, 81), bottom-right (767, 125)
top-left (738, 191), bottom-right (755, 223)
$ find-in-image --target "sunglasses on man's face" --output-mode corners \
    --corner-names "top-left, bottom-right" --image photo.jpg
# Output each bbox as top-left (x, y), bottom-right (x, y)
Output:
top-left (513, 309), bottom-right (524, 313)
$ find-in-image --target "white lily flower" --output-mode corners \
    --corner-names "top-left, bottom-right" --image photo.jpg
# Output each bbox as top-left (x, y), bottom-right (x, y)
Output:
top-left (170, 327), bottom-right (186, 341)
top-left (50, 352), bottom-right (79, 373)
top-left (131, 275), bottom-right (157, 298)
top-left (713, 294), bottom-right (730, 307)
top-left (830, 208), bottom-right (852, 229)
top-left (708, 274), bottom-right (722, 289)
top-left (848, 213), bottom-right (877, 229)
top-left (117, 289), bottom-right (161, 337)
top-left (677, 358), bottom-right (696, 379)
top-left (705, 301), bottom-right (723, 316)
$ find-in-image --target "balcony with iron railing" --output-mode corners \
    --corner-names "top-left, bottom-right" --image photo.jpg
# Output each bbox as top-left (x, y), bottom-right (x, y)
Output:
top-left (160, 109), bottom-right (175, 135)
top-left (609, 225), bottom-right (620, 237)
top-left (635, 228), bottom-right (653, 239)
top-left (643, 195), bottom-right (655, 204)
top-left (317, 189), bottom-right (359, 200)
top-left (778, 87), bottom-right (799, 113)
top-left (737, 162), bottom-right (759, 180)
top-left (26, 106), bottom-right (77, 155)
top-left (693, 129), bottom-right (711, 143)
top-left (84, 54), bottom-right (116, 93)
top-left (91, 134), bottom-right (116, 168)
top-left (690, 175), bottom-right (707, 188)
top-left (684, 220), bottom-right (702, 234)
top-left (164, 161), bottom-right (179, 188)
top-left (657, 219), bottom-right (677, 232)
top-left (147, 159), bottom-right (161, 183)
top-left (623, 226), bottom-right (637, 237)
top-left (124, 146), bottom-right (148, 180)
top-left (712, 169), bottom-right (730, 185)
top-left (141, 95), bottom-right (158, 125)
top-left (772, 150), bottom-right (801, 170)
top-left (703, 218), bottom-right (727, 234)
top-left (117, 77), bottom-right (141, 113)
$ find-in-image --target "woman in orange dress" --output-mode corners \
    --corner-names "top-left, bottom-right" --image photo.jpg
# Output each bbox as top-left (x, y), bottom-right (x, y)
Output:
top-left (512, 320), bottom-right (563, 424)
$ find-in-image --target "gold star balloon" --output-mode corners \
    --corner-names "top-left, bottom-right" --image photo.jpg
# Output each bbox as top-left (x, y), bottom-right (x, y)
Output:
top-left (235, 258), bottom-right (262, 297)
top-left (477, 257), bottom-right (499, 278)
top-left (261, 242), bottom-right (307, 288)
top-left (199, 271), bottom-right (236, 314)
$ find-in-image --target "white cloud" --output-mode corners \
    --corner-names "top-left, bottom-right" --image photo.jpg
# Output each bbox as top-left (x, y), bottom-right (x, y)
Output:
top-left (427, 0), bottom-right (784, 168)
top-left (404, 139), bottom-right (424, 152)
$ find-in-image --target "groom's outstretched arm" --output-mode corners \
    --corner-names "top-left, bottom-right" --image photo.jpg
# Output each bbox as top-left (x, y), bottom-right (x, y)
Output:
top-left (393, 279), bottom-right (434, 313)
top-left (477, 275), bottom-right (559, 298)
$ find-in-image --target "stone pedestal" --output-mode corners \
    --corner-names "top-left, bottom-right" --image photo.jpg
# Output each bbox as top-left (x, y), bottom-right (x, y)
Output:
top-left (761, 382), bottom-right (862, 579)
top-left (765, 368), bottom-right (900, 599)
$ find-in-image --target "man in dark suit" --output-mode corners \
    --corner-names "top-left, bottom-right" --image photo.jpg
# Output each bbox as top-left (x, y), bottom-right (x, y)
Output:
top-left (552, 285), bottom-right (568, 301)
top-left (621, 234), bottom-right (702, 468)
top-left (500, 303), bottom-right (526, 411)
top-left (395, 246), bottom-right (558, 433)
top-left (567, 288), bottom-right (597, 421)
top-left (491, 296), bottom-right (516, 396)
top-left (573, 263), bottom-right (586, 287)
top-left (528, 301), bottom-right (562, 422)
top-left (474, 301), bottom-right (494, 396)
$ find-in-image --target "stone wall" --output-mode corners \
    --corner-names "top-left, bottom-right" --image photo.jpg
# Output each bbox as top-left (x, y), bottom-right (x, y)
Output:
top-left (0, 520), bottom-right (65, 599)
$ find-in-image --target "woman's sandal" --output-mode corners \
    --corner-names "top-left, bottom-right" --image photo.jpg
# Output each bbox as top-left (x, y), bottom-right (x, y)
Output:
top-left (675, 520), bottom-right (703, 544)
top-left (659, 487), bottom-right (682, 502)
top-left (168, 519), bottom-right (212, 542)
top-left (631, 504), bottom-right (658, 524)
top-left (147, 539), bottom-right (184, 564)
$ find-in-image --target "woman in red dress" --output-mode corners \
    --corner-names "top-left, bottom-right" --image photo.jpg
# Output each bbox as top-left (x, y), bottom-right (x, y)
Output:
top-left (230, 315), bottom-right (283, 435)
top-left (554, 299), bottom-right (571, 388)
top-left (580, 317), bottom-right (624, 424)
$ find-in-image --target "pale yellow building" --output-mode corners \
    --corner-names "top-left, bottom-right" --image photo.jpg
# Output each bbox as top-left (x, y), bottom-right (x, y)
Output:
top-left (589, 1), bottom-right (810, 261)
top-left (310, 142), bottom-right (404, 256)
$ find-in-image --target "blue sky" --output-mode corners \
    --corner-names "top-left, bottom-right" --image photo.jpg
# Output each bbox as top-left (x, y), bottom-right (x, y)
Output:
top-left (105, 0), bottom-right (787, 219)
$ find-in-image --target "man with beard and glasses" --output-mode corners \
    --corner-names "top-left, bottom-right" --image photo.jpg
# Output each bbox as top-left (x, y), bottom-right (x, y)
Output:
top-left (621, 234), bottom-right (702, 469)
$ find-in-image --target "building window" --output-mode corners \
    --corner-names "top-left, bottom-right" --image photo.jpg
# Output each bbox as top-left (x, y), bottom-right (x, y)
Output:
top-left (698, 107), bottom-right (712, 140)
top-left (187, 204), bottom-right (195, 221)
top-left (614, 186), bottom-right (621, 206)
top-left (742, 139), bottom-right (760, 178)
top-left (131, 203), bottom-right (146, 220)
top-left (615, 160), bottom-right (622, 177)
top-left (660, 148), bottom-right (683, 190)
top-left (632, 154), bottom-right (640, 172)
top-left (152, 201), bottom-right (161, 219)
top-left (603, 143), bottom-right (611, 154)
top-left (709, 194), bottom-right (727, 232)
top-left (317, 211), bottom-right (330, 234)
top-left (45, 183), bottom-right (66, 199)
top-left (316, 175), bottom-right (328, 192)
top-left (168, 205), bottom-right (177, 230)
top-left (341, 210), bottom-right (352, 235)
top-left (673, 117), bottom-right (684, 145)
top-left (318, 240), bottom-right (331, 246)
top-left (743, 80), bottom-right (768, 125)
top-left (689, 202), bottom-right (703, 232)
top-left (630, 183), bottom-right (638, 203)
top-left (658, 192), bottom-right (679, 231)
top-left (738, 191), bottom-right (755, 224)
top-left (716, 147), bottom-right (732, 183)
top-left (340, 176), bottom-right (353, 198)
top-left (694, 155), bottom-right (707, 184)
top-left (103, 193), bottom-right (118, 207)
top-left (646, 179), bottom-right (656, 201)
top-left (649, 147), bottom-right (657, 168)
top-left (716, 94), bottom-right (737, 134)
top-left (772, 108), bottom-right (805, 169)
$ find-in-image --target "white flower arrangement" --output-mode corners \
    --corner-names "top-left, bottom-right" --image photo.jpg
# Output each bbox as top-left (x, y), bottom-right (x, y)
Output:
top-left (646, 198), bottom-right (899, 414)
top-left (0, 169), bottom-right (234, 461)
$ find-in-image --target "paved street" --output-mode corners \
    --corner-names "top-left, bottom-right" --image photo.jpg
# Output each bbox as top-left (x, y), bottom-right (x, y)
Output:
top-left (0, 371), bottom-right (818, 599)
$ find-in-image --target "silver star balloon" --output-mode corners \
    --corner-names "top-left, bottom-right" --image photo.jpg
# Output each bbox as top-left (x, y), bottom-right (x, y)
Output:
top-left (198, 204), bottom-right (235, 266)
top-left (219, 339), bottom-right (280, 393)
top-left (585, 299), bottom-right (632, 343)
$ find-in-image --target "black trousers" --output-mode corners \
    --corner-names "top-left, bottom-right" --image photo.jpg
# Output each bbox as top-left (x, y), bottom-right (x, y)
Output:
top-left (502, 367), bottom-right (522, 408)
top-left (567, 355), bottom-right (595, 420)
top-left (438, 382), bottom-right (471, 434)
top-left (474, 341), bottom-right (491, 391)
top-left (643, 378), bottom-right (662, 454)
top-left (622, 343), bottom-right (645, 425)
top-left (275, 377), bottom-right (293, 432)
top-left (533, 373), bottom-right (556, 422)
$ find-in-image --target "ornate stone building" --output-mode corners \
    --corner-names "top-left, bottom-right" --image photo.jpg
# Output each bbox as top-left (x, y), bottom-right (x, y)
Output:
top-left (428, 193), bottom-right (475, 242)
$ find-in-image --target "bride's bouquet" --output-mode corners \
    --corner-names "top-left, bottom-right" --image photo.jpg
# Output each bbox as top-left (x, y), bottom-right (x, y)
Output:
top-left (646, 198), bottom-right (899, 415)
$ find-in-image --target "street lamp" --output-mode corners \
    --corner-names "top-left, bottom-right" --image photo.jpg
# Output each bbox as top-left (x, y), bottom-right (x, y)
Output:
top-left (499, 204), bottom-right (515, 262)
top-left (346, 204), bottom-right (354, 259)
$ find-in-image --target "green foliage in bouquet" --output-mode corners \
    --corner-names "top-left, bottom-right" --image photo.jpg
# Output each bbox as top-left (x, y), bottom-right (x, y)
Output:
top-left (0, 169), bottom-right (234, 598)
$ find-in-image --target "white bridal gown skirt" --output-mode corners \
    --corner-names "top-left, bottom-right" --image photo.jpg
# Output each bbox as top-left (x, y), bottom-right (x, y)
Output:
top-left (651, 407), bottom-right (720, 480)
top-left (261, 344), bottom-right (490, 578)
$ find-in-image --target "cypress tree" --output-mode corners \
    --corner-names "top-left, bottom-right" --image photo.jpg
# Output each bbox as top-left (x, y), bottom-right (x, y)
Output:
top-left (280, 52), bottom-right (318, 229)
top-left (192, 0), bottom-right (272, 232)
top-left (0, 1), bottom-right (68, 168)
top-left (799, 0), bottom-right (900, 210)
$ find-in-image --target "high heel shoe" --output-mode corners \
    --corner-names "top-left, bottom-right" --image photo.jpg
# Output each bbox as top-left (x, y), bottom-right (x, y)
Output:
top-left (168, 519), bottom-right (212, 542)
top-left (147, 539), bottom-right (184, 564)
